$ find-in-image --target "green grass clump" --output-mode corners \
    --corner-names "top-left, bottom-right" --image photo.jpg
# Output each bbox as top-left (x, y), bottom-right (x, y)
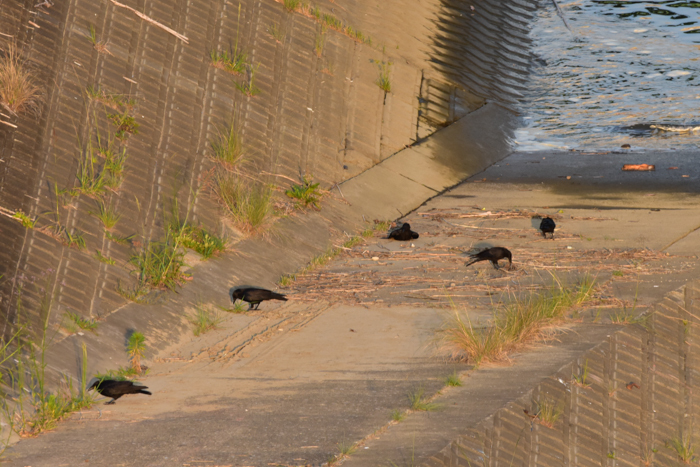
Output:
top-left (408, 387), bottom-right (441, 412)
top-left (64, 230), bottom-right (86, 250)
top-left (285, 176), bottom-right (322, 209)
top-left (234, 63), bottom-right (261, 97)
top-left (90, 199), bottom-right (121, 230)
top-left (667, 433), bottom-right (696, 463)
top-left (94, 250), bottom-right (116, 265)
top-left (190, 305), bottom-right (222, 336)
top-left (214, 171), bottom-right (274, 234)
top-left (390, 408), bottom-right (405, 422)
top-left (283, 0), bottom-right (301, 12)
top-left (127, 332), bottom-right (146, 374)
top-left (268, 23), bottom-right (284, 42)
top-left (12, 210), bottom-right (35, 228)
top-left (376, 61), bottom-right (392, 93)
top-left (439, 275), bottom-right (596, 366)
top-left (210, 122), bottom-right (245, 166)
top-left (322, 13), bottom-right (343, 31)
top-left (209, 49), bottom-right (247, 75)
top-left (572, 359), bottom-right (591, 388)
top-left (176, 225), bottom-right (226, 259)
top-left (127, 236), bottom-right (187, 295)
top-left (536, 398), bottom-right (563, 428)
top-left (445, 370), bottom-right (462, 387)
top-left (107, 111), bottom-right (139, 140)
top-left (61, 311), bottom-right (99, 334)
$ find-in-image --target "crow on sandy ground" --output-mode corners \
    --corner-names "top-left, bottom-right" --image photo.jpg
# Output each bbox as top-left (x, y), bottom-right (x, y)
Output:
top-left (87, 378), bottom-right (151, 405)
top-left (230, 287), bottom-right (287, 310)
top-left (465, 247), bottom-right (512, 270)
top-left (539, 217), bottom-right (556, 239)
top-left (387, 222), bottom-right (419, 241)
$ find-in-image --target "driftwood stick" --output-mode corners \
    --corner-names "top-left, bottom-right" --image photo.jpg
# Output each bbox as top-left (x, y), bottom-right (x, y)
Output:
top-left (109, 0), bottom-right (189, 43)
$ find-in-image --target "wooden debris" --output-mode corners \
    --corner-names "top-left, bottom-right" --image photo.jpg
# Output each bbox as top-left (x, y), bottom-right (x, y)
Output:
top-left (622, 164), bottom-right (655, 171)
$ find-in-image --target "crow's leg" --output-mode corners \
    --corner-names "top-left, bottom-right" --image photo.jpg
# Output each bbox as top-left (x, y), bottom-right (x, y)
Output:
top-left (541, 231), bottom-right (547, 239)
top-left (492, 261), bottom-right (500, 270)
top-left (248, 302), bottom-right (253, 310)
top-left (255, 302), bottom-right (260, 310)
top-left (105, 399), bottom-right (116, 405)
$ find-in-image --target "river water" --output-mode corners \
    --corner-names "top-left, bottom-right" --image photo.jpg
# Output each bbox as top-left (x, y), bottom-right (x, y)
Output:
top-left (515, 0), bottom-right (700, 151)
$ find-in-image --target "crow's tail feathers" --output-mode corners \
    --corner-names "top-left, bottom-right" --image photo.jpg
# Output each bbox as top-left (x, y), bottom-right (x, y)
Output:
top-left (271, 292), bottom-right (288, 301)
top-left (138, 389), bottom-right (152, 396)
top-left (464, 258), bottom-right (479, 268)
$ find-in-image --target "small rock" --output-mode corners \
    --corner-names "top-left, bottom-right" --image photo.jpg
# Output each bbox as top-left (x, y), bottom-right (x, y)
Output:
top-left (411, 243), bottom-right (415, 248)
top-left (567, 246), bottom-right (573, 249)
top-left (372, 256), bottom-right (379, 261)
top-left (621, 144), bottom-right (631, 149)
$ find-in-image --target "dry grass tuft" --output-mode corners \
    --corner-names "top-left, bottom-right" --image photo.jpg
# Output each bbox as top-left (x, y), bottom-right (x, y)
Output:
top-left (0, 43), bottom-right (41, 114)
top-left (438, 274), bottom-right (596, 366)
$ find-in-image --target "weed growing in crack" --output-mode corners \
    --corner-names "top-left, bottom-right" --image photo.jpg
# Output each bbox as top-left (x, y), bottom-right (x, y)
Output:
top-left (190, 304), bottom-right (222, 336)
top-left (90, 199), bottom-right (121, 230)
top-left (285, 176), bottom-right (322, 209)
top-left (12, 210), bottom-right (35, 228)
top-left (213, 170), bottom-right (274, 234)
top-left (572, 359), bottom-right (590, 389)
top-left (376, 61), bottom-right (392, 93)
top-left (445, 370), bottom-right (462, 387)
top-left (210, 121), bottom-right (245, 167)
top-left (408, 387), bottom-right (441, 412)
top-left (60, 311), bottom-right (98, 335)
top-left (390, 408), bottom-right (405, 422)
top-left (127, 332), bottom-right (146, 374)
top-left (94, 250), bottom-right (116, 265)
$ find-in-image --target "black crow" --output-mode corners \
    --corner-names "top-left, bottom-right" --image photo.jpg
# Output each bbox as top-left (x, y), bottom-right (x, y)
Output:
top-left (230, 287), bottom-right (287, 310)
top-left (539, 217), bottom-right (556, 239)
top-left (87, 378), bottom-right (151, 405)
top-left (465, 247), bottom-right (512, 270)
top-left (388, 222), bottom-right (419, 241)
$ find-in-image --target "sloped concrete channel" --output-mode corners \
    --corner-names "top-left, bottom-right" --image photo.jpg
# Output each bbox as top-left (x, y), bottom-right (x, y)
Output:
top-left (2, 0), bottom-right (700, 467)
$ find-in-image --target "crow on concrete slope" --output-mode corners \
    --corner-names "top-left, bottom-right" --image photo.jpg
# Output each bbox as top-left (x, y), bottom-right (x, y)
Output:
top-left (465, 247), bottom-right (512, 270)
top-left (387, 222), bottom-right (419, 241)
top-left (230, 287), bottom-right (287, 310)
top-left (87, 378), bottom-right (152, 405)
top-left (539, 217), bottom-right (556, 239)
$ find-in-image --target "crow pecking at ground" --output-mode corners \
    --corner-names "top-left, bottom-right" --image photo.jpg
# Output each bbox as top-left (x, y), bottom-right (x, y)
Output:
top-left (465, 247), bottom-right (512, 270)
top-left (539, 216), bottom-right (556, 239)
top-left (87, 378), bottom-right (152, 405)
top-left (230, 287), bottom-right (288, 310)
top-left (387, 222), bottom-right (419, 241)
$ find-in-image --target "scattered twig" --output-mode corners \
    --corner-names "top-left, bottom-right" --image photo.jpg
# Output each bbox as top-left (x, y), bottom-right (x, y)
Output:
top-left (109, 0), bottom-right (189, 43)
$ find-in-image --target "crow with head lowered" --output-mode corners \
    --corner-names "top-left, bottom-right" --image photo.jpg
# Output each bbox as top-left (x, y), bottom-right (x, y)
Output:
top-left (87, 378), bottom-right (151, 405)
top-left (539, 216), bottom-right (556, 239)
top-left (387, 222), bottom-right (419, 241)
top-left (230, 287), bottom-right (287, 310)
top-left (465, 247), bottom-right (512, 271)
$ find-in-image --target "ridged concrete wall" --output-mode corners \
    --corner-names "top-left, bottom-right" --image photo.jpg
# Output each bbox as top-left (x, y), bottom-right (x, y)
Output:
top-left (0, 0), bottom-right (537, 337)
top-left (428, 281), bottom-right (700, 467)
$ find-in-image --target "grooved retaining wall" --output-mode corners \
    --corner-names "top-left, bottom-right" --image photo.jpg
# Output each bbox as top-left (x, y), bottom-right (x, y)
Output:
top-left (428, 281), bottom-right (700, 467)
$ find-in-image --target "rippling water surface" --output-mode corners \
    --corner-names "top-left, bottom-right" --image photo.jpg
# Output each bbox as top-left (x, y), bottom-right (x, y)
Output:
top-left (516, 0), bottom-right (700, 151)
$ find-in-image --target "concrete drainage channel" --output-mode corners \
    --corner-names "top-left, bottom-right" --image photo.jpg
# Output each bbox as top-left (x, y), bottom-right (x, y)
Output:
top-left (3, 0), bottom-right (700, 466)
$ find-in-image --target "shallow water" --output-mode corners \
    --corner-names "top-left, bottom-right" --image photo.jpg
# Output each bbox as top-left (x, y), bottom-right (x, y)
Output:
top-left (516, 0), bottom-right (700, 151)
